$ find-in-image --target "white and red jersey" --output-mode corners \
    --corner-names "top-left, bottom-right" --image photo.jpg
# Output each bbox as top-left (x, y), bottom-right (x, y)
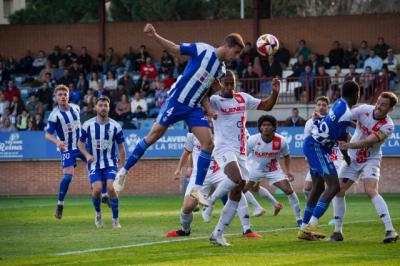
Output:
top-left (184, 133), bottom-right (220, 176)
top-left (349, 104), bottom-right (394, 163)
top-left (247, 133), bottom-right (290, 173)
top-left (211, 92), bottom-right (261, 154)
top-left (304, 118), bottom-right (343, 162)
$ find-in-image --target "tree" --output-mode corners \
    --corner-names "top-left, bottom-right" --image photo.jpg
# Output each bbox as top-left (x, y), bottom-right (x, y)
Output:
top-left (9, 0), bottom-right (99, 24)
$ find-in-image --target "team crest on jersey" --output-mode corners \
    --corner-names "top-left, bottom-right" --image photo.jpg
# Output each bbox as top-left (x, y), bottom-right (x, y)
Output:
top-left (233, 94), bottom-right (245, 104)
top-left (66, 123), bottom-right (73, 132)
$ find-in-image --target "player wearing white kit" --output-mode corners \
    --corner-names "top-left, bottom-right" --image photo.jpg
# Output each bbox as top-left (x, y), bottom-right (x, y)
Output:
top-left (330, 92), bottom-right (399, 243)
top-left (244, 115), bottom-right (302, 226)
top-left (166, 132), bottom-right (261, 238)
top-left (206, 70), bottom-right (280, 246)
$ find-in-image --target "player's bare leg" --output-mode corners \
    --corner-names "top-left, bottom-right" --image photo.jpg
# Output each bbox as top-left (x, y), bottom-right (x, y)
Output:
top-left (273, 180), bottom-right (302, 226)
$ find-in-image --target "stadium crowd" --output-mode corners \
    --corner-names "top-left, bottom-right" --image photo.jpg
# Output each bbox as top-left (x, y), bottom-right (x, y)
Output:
top-left (0, 37), bottom-right (398, 131)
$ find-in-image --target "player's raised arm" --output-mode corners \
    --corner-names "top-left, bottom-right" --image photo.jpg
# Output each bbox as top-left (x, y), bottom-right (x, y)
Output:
top-left (257, 78), bottom-right (280, 111)
top-left (144, 23), bottom-right (180, 55)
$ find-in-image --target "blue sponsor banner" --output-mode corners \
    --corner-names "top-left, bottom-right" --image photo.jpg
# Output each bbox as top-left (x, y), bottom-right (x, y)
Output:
top-left (1, 126), bottom-right (400, 160)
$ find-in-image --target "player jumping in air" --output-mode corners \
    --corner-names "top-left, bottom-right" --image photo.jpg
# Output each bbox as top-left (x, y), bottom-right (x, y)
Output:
top-left (114, 23), bottom-right (245, 206)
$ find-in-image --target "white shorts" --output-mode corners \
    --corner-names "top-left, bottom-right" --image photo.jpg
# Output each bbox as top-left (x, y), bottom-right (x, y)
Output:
top-left (249, 169), bottom-right (287, 186)
top-left (184, 171), bottom-right (227, 197)
top-left (338, 159), bottom-right (381, 182)
top-left (305, 158), bottom-right (343, 182)
top-left (214, 149), bottom-right (249, 181)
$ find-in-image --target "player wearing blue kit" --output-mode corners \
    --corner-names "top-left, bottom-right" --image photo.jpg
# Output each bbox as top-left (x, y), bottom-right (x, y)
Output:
top-left (45, 85), bottom-right (87, 219)
top-left (78, 96), bottom-right (126, 228)
top-left (114, 23), bottom-right (245, 206)
top-left (298, 81), bottom-right (360, 240)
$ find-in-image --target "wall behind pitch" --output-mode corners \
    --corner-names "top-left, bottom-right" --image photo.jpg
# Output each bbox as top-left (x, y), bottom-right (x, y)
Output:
top-left (1, 157), bottom-right (399, 195)
top-left (0, 14), bottom-right (399, 61)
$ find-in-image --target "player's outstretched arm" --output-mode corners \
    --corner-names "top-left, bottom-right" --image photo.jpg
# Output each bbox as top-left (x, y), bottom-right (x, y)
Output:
top-left (340, 133), bottom-right (383, 150)
top-left (144, 23), bottom-right (180, 55)
top-left (257, 78), bottom-right (280, 111)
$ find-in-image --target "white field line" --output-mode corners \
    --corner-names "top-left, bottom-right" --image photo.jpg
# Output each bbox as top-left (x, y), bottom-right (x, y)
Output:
top-left (56, 217), bottom-right (400, 256)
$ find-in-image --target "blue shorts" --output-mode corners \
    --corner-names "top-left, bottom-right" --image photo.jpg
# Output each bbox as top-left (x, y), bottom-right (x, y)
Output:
top-left (89, 166), bottom-right (118, 184)
top-left (61, 149), bottom-right (86, 168)
top-left (303, 136), bottom-right (337, 177)
top-left (156, 98), bottom-right (210, 129)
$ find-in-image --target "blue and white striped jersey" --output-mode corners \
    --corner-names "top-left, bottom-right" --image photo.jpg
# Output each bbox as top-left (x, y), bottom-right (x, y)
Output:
top-left (168, 42), bottom-right (226, 108)
top-left (46, 103), bottom-right (81, 152)
top-left (311, 98), bottom-right (353, 150)
top-left (80, 117), bottom-right (124, 171)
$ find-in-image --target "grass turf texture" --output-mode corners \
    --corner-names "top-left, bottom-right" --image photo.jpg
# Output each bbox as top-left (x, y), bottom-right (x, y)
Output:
top-left (0, 195), bottom-right (399, 265)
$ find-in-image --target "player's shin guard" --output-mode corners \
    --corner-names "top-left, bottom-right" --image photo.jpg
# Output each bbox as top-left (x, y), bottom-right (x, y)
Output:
top-left (333, 196), bottom-right (346, 233)
top-left (237, 194), bottom-right (251, 232)
top-left (371, 194), bottom-right (395, 232)
top-left (124, 139), bottom-right (149, 171)
top-left (288, 192), bottom-right (302, 221)
top-left (194, 151), bottom-right (212, 188)
top-left (92, 196), bottom-right (101, 213)
top-left (213, 199), bottom-right (239, 236)
top-left (180, 209), bottom-right (193, 232)
top-left (58, 173), bottom-right (73, 203)
top-left (309, 199), bottom-right (330, 226)
top-left (110, 198), bottom-right (119, 219)
top-left (301, 204), bottom-right (316, 229)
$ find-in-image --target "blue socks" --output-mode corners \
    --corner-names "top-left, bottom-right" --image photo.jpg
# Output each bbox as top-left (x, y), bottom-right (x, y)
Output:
top-left (101, 179), bottom-right (107, 195)
top-left (124, 139), bottom-right (149, 170)
top-left (110, 198), bottom-right (119, 219)
top-left (195, 150), bottom-right (212, 186)
top-left (312, 199), bottom-right (330, 219)
top-left (302, 204), bottom-right (316, 225)
top-left (92, 196), bottom-right (101, 213)
top-left (58, 173), bottom-right (73, 202)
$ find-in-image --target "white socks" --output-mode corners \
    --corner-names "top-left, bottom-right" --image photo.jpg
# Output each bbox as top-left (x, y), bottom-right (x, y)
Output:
top-left (371, 194), bottom-right (394, 231)
top-left (288, 192), bottom-right (302, 221)
top-left (244, 191), bottom-right (263, 210)
top-left (237, 194), bottom-right (251, 232)
top-left (213, 199), bottom-right (239, 236)
top-left (209, 178), bottom-right (237, 206)
top-left (258, 186), bottom-right (278, 206)
top-left (57, 200), bottom-right (64, 205)
top-left (180, 209), bottom-right (194, 232)
top-left (333, 196), bottom-right (346, 233)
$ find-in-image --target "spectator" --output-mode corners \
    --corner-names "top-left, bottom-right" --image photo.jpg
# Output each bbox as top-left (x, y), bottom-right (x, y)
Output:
top-left (343, 41), bottom-right (359, 68)
top-left (3, 80), bottom-right (20, 102)
top-left (329, 65), bottom-right (344, 101)
top-left (83, 88), bottom-right (97, 111)
top-left (89, 72), bottom-right (101, 91)
top-left (0, 61), bottom-right (11, 84)
top-left (9, 95), bottom-right (25, 117)
top-left (111, 83), bottom-right (129, 103)
top-left (264, 55), bottom-right (282, 78)
top-left (69, 61), bottom-right (82, 83)
top-left (284, 108), bottom-right (306, 127)
top-left (92, 54), bottom-right (105, 74)
top-left (34, 113), bottom-right (46, 130)
top-left (242, 63), bottom-right (259, 94)
top-left (239, 42), bottom-right (257, 77)
top-left (48, 46), bottom-right (63, 68)
top-left (76, 46), bottom-right (92, 73)
top-left (16, 108), bottom-right (29, 131)
top-left (122, 46), bottom-right (137, 71)
top-left (0, 92), bottom-right (9, 117)
top-left (5, 56), bottom-right (18, 75)
top-left (139, 75), bottom-right (152, 96)
top-left (68, 83), bottom-right (81, 105)
top-left (80, 104), bottom-right (94, 124)
top-left (25, 93), bottom-right (44, 118)
top-left (274, 41), bottom-right (291, 69)
top-left (32, 50), bottom-right (47, 74)
top-left (289, 55), bottom-right (306, 78)
top-left (359, 66), bottom-right (375, 100)
top-left (131, 105), bottom-right (147, 119)
top-left (134, 45), bottom-right (150, 71)
top-left (38, 60), bottom-right (55, 82)
top-left (384, 48), bottom-right (398, 74)
top-left (63, 44), bottom-right (77, 67)
top-left (380, 65), bottom-right (397, 91)
top-left (294, 40), bottom-right (311, 60)
top-left (118, 70), bottom-right (135, 93)
top-left (27, 117), bottom-right (39, 131)
top-left (364, 49), bottom-right (383, 73)
top-left (104, 71), bottom-right (118, 91)
top-left (160, 50), bottom-right (174, 76)
top-left (295, 65), bottom-right (315, 102)
top-left (173, 57), bottom-right (187, 77)
top-left (54, 59), bottom-right (66, 81)
top-left (19, 50), bottom-right (33, 75)
top-left (76, 73), bottom-right (89, 94)
top-left (130, 92), bottom-right (148, 114)
top-left (328, 41), bottom-right (344, 68)
top-left (42, 72), bottom-right (56, 91)
top-left (358, 40), bottom-right (369, 65)
top-left (105, 47), bottom-right (120, 71)
top-left (37, 82), bottom-right (53, 110)
top-left (253, 56), bottom-right (263, 77)
top-left (308, 53), bottom-right (324, 74)
top-left (140, 57), bottom-right (157, 79)
top-left (155, 81), bottom-right (168, 107)
top-left (2, 108), bottom-right (15, 125)
top-left (315, 65), bottom-right (331, 97)
top-left (96, 81), bottom-right (110, 98)
top-left (114, 94), bottom-right (131, 122)
top-left (0, 116), bottom-right (16, 131)
top-left (374, 37), bottom-right (390, 59)
top-left (345, 64), bottom-right (360, 82)
top-left (57, 69), bottom-right (73, 85)
top-left (163, 73), bottom-right (174, 89)
top-left (243, 63), bottom-right (259, 78)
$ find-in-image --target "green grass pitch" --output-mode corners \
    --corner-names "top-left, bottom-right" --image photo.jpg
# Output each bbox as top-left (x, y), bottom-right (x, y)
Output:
top-left (0, 194), bottom-right (399, 265)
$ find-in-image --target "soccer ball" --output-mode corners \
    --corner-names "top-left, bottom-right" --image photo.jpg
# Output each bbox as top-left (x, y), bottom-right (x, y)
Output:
top-left (256, 34), bottom-right (279, 56)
